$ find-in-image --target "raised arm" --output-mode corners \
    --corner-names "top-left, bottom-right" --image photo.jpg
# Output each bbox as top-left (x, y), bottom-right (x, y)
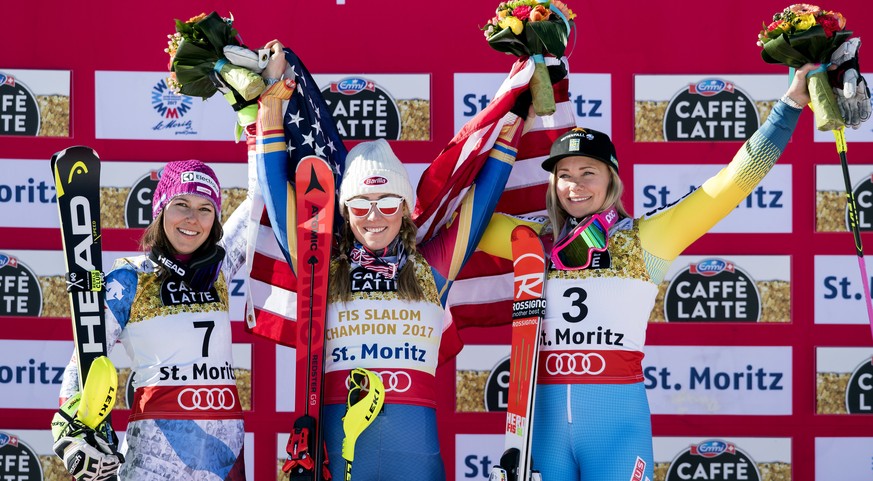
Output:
top-left (638, 64), bottom-right (814, 272)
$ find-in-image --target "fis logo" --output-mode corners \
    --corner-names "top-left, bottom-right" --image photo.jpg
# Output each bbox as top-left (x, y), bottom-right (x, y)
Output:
top-left (151, 78), bottom-right (193, 119)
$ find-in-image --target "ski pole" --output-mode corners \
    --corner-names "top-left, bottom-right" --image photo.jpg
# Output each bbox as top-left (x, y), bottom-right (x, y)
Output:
top-left (832, 127), bottom-right (873, 337)
top-left (341, 368), bottom-right (385, 480)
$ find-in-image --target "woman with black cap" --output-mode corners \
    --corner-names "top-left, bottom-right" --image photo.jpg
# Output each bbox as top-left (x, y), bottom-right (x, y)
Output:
top-left (477, 64), bottom-right (819, 481)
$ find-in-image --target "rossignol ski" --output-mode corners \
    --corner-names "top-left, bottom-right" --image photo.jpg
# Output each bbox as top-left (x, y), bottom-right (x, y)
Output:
top-left (51, 146), bottom-right (108, 389)
top-left (491, 225), bottom-right (547, 481)
top-left (284, 156), bottom-right (335, 480)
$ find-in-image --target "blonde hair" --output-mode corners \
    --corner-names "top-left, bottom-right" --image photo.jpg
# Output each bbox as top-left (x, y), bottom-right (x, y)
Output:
top-left (329, 204), bottom-right (425, 303)
top-left (545, 165), bottom-right (630, 232)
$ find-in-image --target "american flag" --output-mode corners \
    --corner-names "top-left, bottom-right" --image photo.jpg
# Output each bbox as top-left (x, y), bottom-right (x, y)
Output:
top-left (415, 56), bottom-right (576, 356)
top-left (245, 53), bottom-right (577, 354)
top-left (244, 48), bottom-right (346, 346)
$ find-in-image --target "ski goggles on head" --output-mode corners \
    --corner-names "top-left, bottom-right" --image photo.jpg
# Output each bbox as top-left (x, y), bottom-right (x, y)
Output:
top-left (344, 197), bottom-right (403, 218)
top-left (551, 206), bottom-right (619, 270)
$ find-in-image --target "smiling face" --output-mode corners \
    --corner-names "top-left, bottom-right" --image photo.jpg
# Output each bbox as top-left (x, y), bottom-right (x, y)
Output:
top-left (554, 156), bottom-right (612, 219)
top-left (346, 193), bottom-right (404, 252)
top-left (161, 194), bottom-right (217, 255)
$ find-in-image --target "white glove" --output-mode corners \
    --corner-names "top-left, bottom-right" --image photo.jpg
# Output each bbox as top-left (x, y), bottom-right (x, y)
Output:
top-left (223, 45), bottom-right (270, 73)
top-left (829, 38), bottom-right (872, 129)
top-left (51, 393), bottom-right (123, 481)
top-left (53, 432), bottom-right (123, 481)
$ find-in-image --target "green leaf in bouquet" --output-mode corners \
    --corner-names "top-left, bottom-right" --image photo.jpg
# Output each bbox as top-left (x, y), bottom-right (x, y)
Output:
top-left (527, 19), bottom-right (570, 58)
top-left (173, 61), bottom-right (219, 99)
top-left (192, 12), bottom-right (241, 57)
top-left (761, 34), bottom-right (811, 68)
top-left (487, 27), bottom-right (531, 57)
top-left (762, 25), bottom-right (853, 67)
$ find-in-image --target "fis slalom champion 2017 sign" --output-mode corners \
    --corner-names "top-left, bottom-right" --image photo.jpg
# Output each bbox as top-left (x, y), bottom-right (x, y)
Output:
top-left (634, 74), bottom-right (784, 142)
top-left (315, 74), bottom-right (430, 141)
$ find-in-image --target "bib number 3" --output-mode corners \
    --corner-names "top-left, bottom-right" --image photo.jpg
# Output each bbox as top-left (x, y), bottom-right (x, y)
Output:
top-left (562, 287), bottom-right (588, 323)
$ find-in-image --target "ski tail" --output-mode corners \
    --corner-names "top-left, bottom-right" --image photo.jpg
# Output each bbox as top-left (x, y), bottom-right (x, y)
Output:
top-left (52, 146), bottom-right (107, 391)
top-left (285, 155), bottom-right (335, 480)
top-left (492, 225), bottom-right (547, 481)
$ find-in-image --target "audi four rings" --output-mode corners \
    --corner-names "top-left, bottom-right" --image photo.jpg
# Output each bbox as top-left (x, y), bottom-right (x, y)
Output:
top-left (344, 370), bottom-right (412, 393)
top-left (177, 387), bottom-right (237, 410)
top-left (545, 352), bottom-right (607, 375)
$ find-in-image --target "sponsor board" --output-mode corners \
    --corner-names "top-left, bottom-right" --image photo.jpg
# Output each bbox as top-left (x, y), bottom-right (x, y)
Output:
top-left (95, 71), bottom-right (239, 140)
top-left (0, 252), bottom-right (43, 317)
top-left (816, 347), bottom-right (873, 415)
top-left (654, 436), bottom-right (790, 481)
top-left (815, 437), bottom-right (873, 479)
top-left (313, 74), bottom-right (430, 140)
top-left (816, 164), bottom-right (873, 232)
top-left (276, 345), bottom-right (297, 412)
top-left (98, 161), bottom-right (247, 228)
top-left (453, 73), bottom-right (611, 135)
top-left (0, 340), bottom-right (73, 409)
top-left (814, 255), bottom-right (873, 325)
top-left (654, 255), bottom-right (790, 323)
top-left (634, 74), bottom-right (783, 142)
top-left (455, 434), bottom-right (505, 480)
top-left (0, 69), bottom-right (70, 137)
top-left (0, 159), bottom-right (59, 228)
top-left (455, 345), bottom-right (511, 412)
top-left (634, 164), bottom-right (792, 233)
top-left (643, 346), bottom-right (791, 415)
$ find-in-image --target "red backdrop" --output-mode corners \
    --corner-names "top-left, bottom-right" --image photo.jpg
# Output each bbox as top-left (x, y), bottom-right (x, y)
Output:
top-left (3, 1), bottom-right (873, 480)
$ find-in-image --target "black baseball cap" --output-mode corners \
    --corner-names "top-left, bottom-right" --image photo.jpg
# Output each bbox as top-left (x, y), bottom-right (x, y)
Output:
top-left (541, 127), bottom-right (619, 173)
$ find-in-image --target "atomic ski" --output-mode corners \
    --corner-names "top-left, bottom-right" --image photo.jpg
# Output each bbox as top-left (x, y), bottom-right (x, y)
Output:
top-left (51, 146), bottom-right (108, 390)
top-left (284, 156), bottom-right (335, 480)
top-left (491, 225), bottom-right (547, 481)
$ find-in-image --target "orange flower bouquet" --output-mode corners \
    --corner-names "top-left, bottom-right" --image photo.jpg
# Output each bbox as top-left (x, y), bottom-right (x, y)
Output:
top-left (482, 1), bottom-right (575, 116)
top-left (757, 4), bottom-right (852, 130)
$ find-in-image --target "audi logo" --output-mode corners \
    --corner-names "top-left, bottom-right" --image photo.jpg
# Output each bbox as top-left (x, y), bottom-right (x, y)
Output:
top-left (177, 387), bottom-right (237, 410)
top-left (345, 370), bottom-right (412, 393)
top-left (545, 353), bottom-right (606, 376)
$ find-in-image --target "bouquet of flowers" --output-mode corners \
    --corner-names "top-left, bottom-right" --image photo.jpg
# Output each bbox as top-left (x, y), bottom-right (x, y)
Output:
top-left (482, 1), bottom-right (575, 116)
top-left (166, 12), bottom-right (266, 107)
top-left (757, 4), bottom-right (852, 130)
